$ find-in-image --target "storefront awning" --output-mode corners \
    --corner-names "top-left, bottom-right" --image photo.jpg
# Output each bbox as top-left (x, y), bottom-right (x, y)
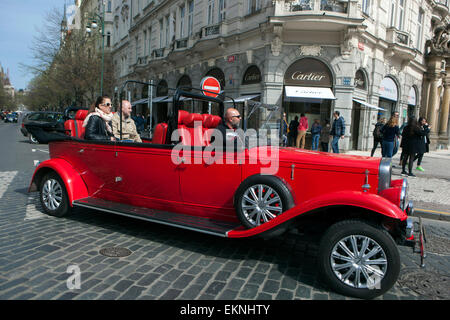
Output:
top-left (284, 86), bottom-right (336, 100)
top-left (131, 96), bottom-right (168, 106)
top-left (353, 99), bottom-right (386, 111)
top-left (160, 96), bottom-right (192, 103)
top-left (225, 94), bottom-right (260, 103)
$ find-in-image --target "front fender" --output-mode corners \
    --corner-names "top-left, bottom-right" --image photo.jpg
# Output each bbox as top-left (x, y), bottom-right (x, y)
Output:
top-left (28, 158), bottom-right (88, 206)
top-left (227, 190), bottom-right (407, 238)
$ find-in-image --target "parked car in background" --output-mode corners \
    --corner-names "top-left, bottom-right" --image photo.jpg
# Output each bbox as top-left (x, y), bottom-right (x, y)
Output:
top-left (21, 111), bottom-right (64, 143)
top-left (4, 112), bottom-right (18, 123)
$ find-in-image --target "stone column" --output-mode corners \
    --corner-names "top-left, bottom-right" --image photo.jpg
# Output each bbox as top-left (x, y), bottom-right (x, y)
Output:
top-left (427, 74), bottom-right (440, 136)
top-left (420, 74), bottom-right (430, 117)
top-left (439, 80), bottom-right (450, 135)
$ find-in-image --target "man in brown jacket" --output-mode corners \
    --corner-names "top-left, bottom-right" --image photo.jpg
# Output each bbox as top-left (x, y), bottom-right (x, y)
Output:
top-left (112, 100), bottom-right (142, 142)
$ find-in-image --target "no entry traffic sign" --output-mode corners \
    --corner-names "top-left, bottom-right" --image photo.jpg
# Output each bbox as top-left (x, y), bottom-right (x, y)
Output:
top-left (201, 76), bottom-right (221, 98)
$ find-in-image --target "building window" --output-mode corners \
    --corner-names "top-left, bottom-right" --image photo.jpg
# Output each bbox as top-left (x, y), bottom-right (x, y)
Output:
top-left (165, 16), bottom-right (169, 46)
top-left (148, 27), bottom-right (152, 55)
top-left (218, 0), bottom-right (226, 23)
top-left (180, 5), bottom-right (185, 38)
top-left (159, 19), bottom-right (163, 48)
top-left (107, 1), bottom-right (112, 12)
top-left (107, 32), bottom-right (111, 47)
top-left (416, 9), bottom-right (423, 50)
top-left (247, 0), bottom-right (262, 15)
top-left (188, 1), bottom-right (194, 36)
top-left (362, 0), bottom-right (370, 15)
top-left (208, 0), bottom-right (215, 25)
top-left (143, 30), bottom-right (147, 56)
top-left (390, 0), bottom-right (396, 27)
top-left (135, 36), bottom-right (139, 62)
top-left (398, 0), bottom-right (404, 30)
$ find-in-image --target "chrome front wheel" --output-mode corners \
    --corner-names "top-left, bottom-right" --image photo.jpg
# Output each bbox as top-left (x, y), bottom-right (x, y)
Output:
top-left (318, 220), bottom-right (400, 299)
top-left (331, 235), bottom-right (388, 289)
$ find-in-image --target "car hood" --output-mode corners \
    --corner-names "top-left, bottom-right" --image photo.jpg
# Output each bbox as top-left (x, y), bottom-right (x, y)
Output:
top-left (250, 146), bottom-right (382, 175)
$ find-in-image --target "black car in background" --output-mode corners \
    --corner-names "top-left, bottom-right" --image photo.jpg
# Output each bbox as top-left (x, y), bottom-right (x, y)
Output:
top-left (21, 111), bottom-right (64, 143)
top-left (4, 112), bottom-right (18, 123)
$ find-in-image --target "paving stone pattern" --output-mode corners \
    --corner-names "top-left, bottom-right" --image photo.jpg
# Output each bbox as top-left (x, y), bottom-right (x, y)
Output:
top-left (0, 169), bottom-right (449, 300)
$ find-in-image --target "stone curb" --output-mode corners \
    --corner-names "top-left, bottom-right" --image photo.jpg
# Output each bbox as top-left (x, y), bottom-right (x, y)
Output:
top-left (412, 208), bottom-right (450, 222)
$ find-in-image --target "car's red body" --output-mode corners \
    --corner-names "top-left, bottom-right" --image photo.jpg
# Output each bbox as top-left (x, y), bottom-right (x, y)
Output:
top-left (29, 139), bottom-right (407, 237)
top-left (28, 83), bottom-right (418, 299)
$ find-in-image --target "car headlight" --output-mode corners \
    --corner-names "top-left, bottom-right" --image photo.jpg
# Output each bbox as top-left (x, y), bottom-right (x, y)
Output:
top-left (378, 158), bottom-right (392, 192)
top-left (400, 178), bottom-right (408, 210)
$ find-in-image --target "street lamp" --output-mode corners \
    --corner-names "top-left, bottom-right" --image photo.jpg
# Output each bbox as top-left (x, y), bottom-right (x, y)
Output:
top-left (86, 3), bottom-right (105, 96)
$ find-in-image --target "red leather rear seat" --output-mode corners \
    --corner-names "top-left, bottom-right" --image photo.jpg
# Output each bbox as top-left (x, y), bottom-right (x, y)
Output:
top-left (203, 114), bottom-right (222, 145)
top-left (152, 123), bottom-right (168, 144)
top-left (64, 109), bottom-right (88, 139)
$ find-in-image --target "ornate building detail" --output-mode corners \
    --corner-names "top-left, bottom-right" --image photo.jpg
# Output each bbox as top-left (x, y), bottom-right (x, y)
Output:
top-left (426, 21), bottom-right (450, 56)
top-left (121, 4), bottom-right (129, 23)
top-left (298, 45), bottom-right (322, 57)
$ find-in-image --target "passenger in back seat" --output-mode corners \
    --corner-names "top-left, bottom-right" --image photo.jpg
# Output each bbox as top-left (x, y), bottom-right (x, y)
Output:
top-left (112, 100), bottom-right (142, 142)
top-left (83, 96), bottom-right (116, 141)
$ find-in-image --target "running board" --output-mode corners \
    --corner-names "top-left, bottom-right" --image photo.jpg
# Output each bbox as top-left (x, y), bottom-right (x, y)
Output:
top-left (72, 197), bottom-right (240, 237)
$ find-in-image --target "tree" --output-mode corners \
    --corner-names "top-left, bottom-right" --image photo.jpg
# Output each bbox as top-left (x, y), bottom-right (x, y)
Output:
top-left (22, 7), bottom-right (115, 110)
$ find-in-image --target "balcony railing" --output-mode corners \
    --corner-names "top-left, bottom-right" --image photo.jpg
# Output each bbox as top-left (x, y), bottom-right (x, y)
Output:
top-left (386, 28), bottom-right (411, 47)
top-left (152, 48), bottom-right (164, 58)
top-left (176, 38), bottom-right (188, 49)
top-left (288, 0), bottom-right (348, 14)
top-left (201, 24), bottom-right (221, 38)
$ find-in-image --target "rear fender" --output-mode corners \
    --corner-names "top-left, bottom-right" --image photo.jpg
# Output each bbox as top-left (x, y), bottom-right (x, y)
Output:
top-left (28, 158), bottom-right (88, 206)
top-left (227, 190), bottom-right (407, 238)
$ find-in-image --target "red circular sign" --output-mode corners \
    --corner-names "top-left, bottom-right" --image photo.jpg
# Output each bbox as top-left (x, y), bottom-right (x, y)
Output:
top-left (201, 76), bottom-right (221, 98)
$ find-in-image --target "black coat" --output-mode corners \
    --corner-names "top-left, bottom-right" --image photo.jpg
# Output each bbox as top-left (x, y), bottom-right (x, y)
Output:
top-left (84, 115), bottom-right (114, 141)
top-left (401, 125), bottom-right (428, 154)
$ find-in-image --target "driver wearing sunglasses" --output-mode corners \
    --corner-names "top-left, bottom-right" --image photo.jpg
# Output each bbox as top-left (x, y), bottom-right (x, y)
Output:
top-left (212, 108), bottom-right (244, 152)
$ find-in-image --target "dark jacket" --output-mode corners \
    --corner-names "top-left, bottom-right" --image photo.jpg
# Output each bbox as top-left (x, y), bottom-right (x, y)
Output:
top-left (84, 115), bottom-right (114, 141)
top-left (213, 120), bottom-right (244, 151)
top-left (401, 125), bottom-right (428, 154)
top-left (381, 125), bottom-right (400, 142)
top-left (330, 116), bottom-right (345, 137)
top-left (288, 120), bottom-right (299, 137)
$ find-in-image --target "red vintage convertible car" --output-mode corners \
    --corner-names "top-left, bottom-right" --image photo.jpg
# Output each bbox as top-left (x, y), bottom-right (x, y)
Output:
top-left (29, 82), bottom-right (420, 299)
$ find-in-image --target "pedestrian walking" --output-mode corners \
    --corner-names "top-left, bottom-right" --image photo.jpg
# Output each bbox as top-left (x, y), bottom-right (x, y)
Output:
top-left (296, 113), bottom-right (308, 149)
top-left (320, 120), bottom-right (331, 152)
top-left (310, 119), bottom-right (322, 151)
top-left (288, 116), bottom-right (299, 147)
top-left (330, 111), bottom-right (345, 153)
top-left (280, 112), bottom-right (289, 147)
top-left (391, 111), bottom-right (400, 157)
top-left (370, 118), bottom-right (386, 157)
top-left (414, 117), bottom-right (431, 172)
top-left (380, 114), bottom-right (400, 158)
top-left (401, 116), bottom-right (428, 177)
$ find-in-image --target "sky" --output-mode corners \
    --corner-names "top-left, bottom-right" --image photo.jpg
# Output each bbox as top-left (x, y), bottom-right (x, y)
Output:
top-left (0, 0), bottom-right (77, 90)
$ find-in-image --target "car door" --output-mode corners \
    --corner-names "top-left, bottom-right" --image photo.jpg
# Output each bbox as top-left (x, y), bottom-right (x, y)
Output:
top-left (177, 148), bottom-right (243, 219)
top-left (111, 143), bottom-right (182, 210)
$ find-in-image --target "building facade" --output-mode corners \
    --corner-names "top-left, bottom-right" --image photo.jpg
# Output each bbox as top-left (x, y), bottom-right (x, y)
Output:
top-left (106, 0), bottom-right (449, 151)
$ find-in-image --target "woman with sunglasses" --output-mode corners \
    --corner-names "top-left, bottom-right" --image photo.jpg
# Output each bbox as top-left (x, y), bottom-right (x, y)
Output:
top-left (83, 95), bottom-right (116, 141)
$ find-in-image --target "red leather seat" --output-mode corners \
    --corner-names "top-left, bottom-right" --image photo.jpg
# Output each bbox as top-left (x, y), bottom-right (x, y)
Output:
top-left (179, 113), bottom-right (203, 146)
top-left (64, 109), bottom-right (88, 139)
top-left (152, 123), bottom-right (168, 144)
top-left (203, 115), bottom-right (222, 145)
top-left (75, 110), bottom-right (88, 139)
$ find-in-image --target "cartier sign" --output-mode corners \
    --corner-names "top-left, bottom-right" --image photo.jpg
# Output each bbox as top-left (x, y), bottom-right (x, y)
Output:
top-left (284, 58), bottom-right (332, 87)
top-left (242, 65), bottom-right (261, 85)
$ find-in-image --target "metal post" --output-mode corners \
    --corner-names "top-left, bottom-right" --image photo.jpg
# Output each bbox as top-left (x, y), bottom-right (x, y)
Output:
top-left (100, 1), bottom-right (105, 96)
top-left (148, 80), bottom-right (153, 137)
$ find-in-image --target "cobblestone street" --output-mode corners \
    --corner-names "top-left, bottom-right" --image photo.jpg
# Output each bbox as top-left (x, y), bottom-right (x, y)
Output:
top-left (0, 123), bottom-right (449, 301)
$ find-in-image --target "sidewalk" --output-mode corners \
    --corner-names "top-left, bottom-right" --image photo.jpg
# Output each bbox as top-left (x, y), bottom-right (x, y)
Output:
top-left (345, 147), bottom-right (450, 222)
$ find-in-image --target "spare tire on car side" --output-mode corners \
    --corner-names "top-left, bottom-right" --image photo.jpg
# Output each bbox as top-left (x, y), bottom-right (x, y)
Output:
top-left (234, 175), bottom-right (294, 229)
